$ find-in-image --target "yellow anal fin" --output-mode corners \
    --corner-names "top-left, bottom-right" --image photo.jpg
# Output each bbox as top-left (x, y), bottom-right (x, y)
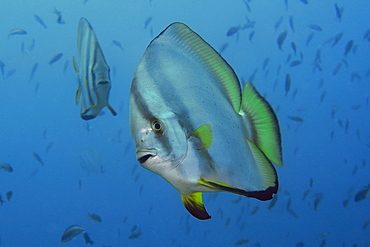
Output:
top-left (180, 192), bottom-right (211, 220)
top-left (240, 82), bottom-right (283, 167)
top-left (190, 123), bottom-right (212, 150)
top-left (75, 86), bottom-right (82, 105)
top-left (107, 104), bottom-right (117, 116)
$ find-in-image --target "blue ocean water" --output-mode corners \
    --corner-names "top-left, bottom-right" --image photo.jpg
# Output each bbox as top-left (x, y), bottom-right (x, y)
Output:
top-left (0, 0), bottom-right (369, 246)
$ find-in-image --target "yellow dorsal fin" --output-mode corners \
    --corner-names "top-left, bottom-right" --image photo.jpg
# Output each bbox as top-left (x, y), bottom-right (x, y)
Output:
top-left (190, 123), bottom-right (213, 150)
top-left (72, 56), bottom-right (79, 73)
top-left (240, 82), bottom-right (283, 167)
top-left (75, 86), bottom-right (81, 105)
top-left (180, 192), bottom-right (211, 220)
top-left (166, 22), bottom-right (242, 112)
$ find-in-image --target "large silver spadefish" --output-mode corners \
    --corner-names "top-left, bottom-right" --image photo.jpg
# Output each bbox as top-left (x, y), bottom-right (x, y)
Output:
top-left (130, 22), bottom-right (283, 220)
top-left (73, 17), bottom-right (116, 120)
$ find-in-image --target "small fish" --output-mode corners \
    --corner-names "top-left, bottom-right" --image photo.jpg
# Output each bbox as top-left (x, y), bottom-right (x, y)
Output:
top-left (73, 18), bottom-right (117, 120)
top-left (313, 193), bottom-right (323, 211)
top-left (29, 63), bottom-right (38, 81)
top-left (364, 28), bottom-right (370, 42)
top-left (288, 116), bottom-right (304, 122)
top-left (87, 213), bottom-right (102, 222)
top-left (335, 3), bottom-right (343, 22)
top-left (344, 40), bottom-right (354, 56)
top-left (289, 16), bottom-right (295, 32)
top-left (249, 205), bottom-right (259, 216)
top-left (355, 185), bottom-right (370, 202)
top-left (63, 60), bottom-right (69, 75)
top-left (61, 225), bottom-right (85, 243)
top-left (112, 40), bottom-right (124, 50)
top-left (291, 42), bottom-right (297, 55)
top-left (0, 60), bottom-right (5, 76)
top-left (34, 14), bottom-right (47, 28)
top-left (332, 63), bottom-right (342, 76)
top-left (226, 26), bottom-right (241, 37)
top-left (331, 32), bottom-right (344, 47)
top-left (32, 152), bottom-right (45, 166)
top-left (144, 16), bottom-right (152, 29)
top-left (268, 194), bottom-right (278, 210)
top-left (300, 0), bottom-right (308, 4)
top-left (308, 24), bottom-right (323, 31)
top-left (243, 20), bottom-right (255, 29)
top-left (319, 91), bottom-right (327, 104)
top-left (6, 191), bottom-right (12, 201)
top-left (235, 238), bottom-right (249, 246)
top-left (285, 74), bottom-right (291, 96)
top-left (0, 163), bottom-right (13, 173)
top-left (83, 232), bottom-right (93, 245)
top-left (8, 28), bottom-right (27, 38)
top-left (219, 42), bottom-right (228, 54)
top-left (128, 225), bottom-right (142, 240)
top-left (0, 195), bottom-right (4, 205)
top-left (54, 8), bottom-right (65, 24)
top-left (262, 58), bottom-right (270, 71)
top-left (249, 31), bottom-right (255, 42)
top-left (49, 53), bottom-right (63, 66)
top-left (274, 17), bottom-right (284, 31)
top-left (277, 29), bottom-right (288, 51)
top-left (363, 219), bottom-right (370, 230)
top-left (4, 69), bottom-right (16, 80)
top-left (351, 104), bottom-right (361, 110)
top-left (306, 32), bottom-right (314, 46)
top-left (290, 60), bottom-right (301, 67)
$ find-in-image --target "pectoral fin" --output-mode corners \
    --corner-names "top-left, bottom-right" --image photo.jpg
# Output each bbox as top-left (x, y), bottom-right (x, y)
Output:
top-left (75, 86), bottom-right (82, 105)
top-left (180, 192), bottom-right (211, 220)
top-left (190, 123), bottom-right (213, 150)
top-left (72, 56), bottom-right (79, 73)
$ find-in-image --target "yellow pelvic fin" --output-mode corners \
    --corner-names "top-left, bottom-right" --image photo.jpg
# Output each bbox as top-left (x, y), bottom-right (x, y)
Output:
top-left (107, 104), bottom-right (117, 116)
top-left (180, 192), bottom-right (211, 220)
top-left (190, 123), bottom-right (213, 150)
top-left (72, 56), bottom-right (79, 74)
top-left (240, 82), bottom-right (283, 167)
top-left (75, 86), bottom-right (82, 105)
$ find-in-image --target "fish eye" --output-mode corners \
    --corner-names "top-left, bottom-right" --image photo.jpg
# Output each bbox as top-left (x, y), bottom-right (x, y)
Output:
top-left (151, 119), bottom-right (163, 132)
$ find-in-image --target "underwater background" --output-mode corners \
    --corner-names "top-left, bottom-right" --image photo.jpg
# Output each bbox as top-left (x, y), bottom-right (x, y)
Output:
top-left (1, 0), bottom-right (369, 246)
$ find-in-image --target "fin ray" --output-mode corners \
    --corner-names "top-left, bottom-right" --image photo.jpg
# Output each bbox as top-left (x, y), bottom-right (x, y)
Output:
top-left (240, 82), bottom-right (283, 167)
top-left (166, 23), bottom-right (242, 112)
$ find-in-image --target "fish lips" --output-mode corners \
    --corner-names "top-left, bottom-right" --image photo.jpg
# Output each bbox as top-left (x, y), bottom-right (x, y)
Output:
top-left (136, 150), bottom-right (157, 165)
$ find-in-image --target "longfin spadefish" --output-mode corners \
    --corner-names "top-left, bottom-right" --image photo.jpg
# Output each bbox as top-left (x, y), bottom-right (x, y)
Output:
top-left (190, 123), bottom-right (213, 150)
top-left (165, 22), bottom-right (242, 112)
top-left (180, 192), bottom-right (211, 220)
top-left (240, 82), bottom-right (283, 167)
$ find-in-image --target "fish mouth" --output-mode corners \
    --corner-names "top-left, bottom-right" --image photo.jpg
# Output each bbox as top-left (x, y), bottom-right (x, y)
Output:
top-left (138, 154), bottom-right (153, 164)
top-left (136, 151), bottom-right (157, 164)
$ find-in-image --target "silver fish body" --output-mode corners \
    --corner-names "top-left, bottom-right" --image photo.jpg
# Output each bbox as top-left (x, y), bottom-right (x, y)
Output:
top-left (73, 17), bottom-right (116, 120)
top-left (130, 22), bottom-right (282, 219)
